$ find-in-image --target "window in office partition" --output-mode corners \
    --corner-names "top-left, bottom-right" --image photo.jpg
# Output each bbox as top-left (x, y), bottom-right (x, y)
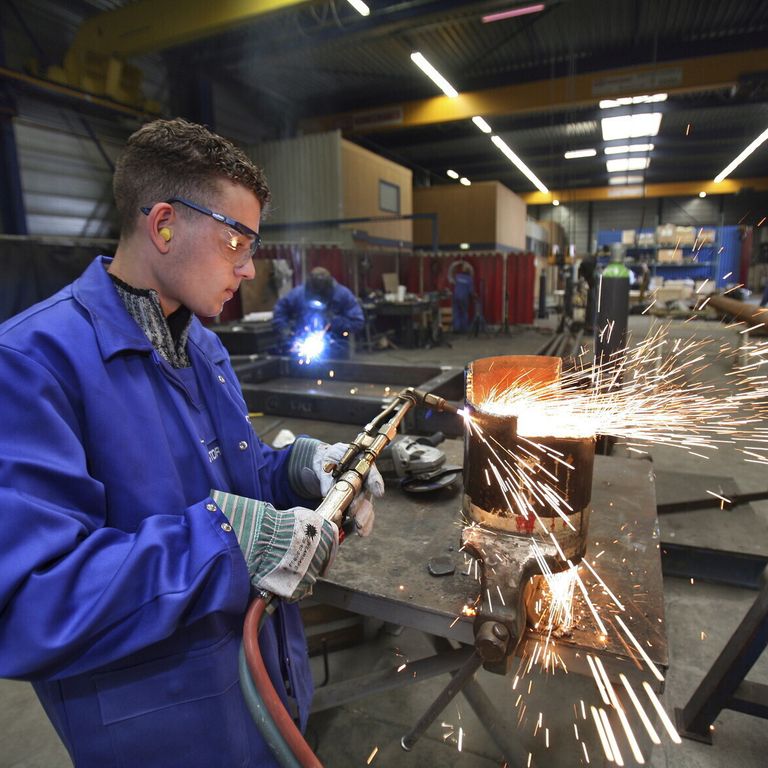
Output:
top-left (379, 180), bottom-right (400, 214)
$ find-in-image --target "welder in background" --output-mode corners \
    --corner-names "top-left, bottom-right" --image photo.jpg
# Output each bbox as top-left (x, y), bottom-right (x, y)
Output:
top-left (273, 266), bottom-right (364, 358)
top-left (451, 262), bottom-right (476, 333)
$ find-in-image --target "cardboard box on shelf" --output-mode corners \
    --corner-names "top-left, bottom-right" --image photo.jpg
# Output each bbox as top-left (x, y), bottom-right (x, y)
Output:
top-left (656, 223), bottom-right (676, 245)
top-left (637, 231), bottom-right (656, 247)
top-left (654, 279), bottom-right (695, 303)
top-left (698, 228), bottom-right (717, 245)
top-left (675, 226), bottom-right (696, 247)
top-left (621, 229), bottom-right (636, 245)
top-left (657, 248), bottom-right (681, 263)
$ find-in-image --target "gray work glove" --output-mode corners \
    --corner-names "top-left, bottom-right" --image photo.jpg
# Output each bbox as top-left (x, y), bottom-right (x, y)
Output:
top-left (304, 441), bottom-right (385, 537)
top-left (211, 490), bottom-right (338, 602)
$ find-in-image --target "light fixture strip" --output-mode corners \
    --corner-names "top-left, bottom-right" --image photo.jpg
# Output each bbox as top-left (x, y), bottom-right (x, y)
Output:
top-left (345, 0), bottom-right (370, 16)
top-left (599, 93), bottom-right (667, 109)
top-left (604, 143), bottom-right (654, 155)
top-left (410, 52), bottom-right (458, 98)
top-left (714, 125), bottom-right (768, 183)
top-left (472, 115), bottom-right (493, 134)
top-left (491, 135), bottom-right (549, 193)
top-left (601, 113), bottom-right (662, 141)
top-left (606, 157), bottom-right (650, 172)
top-left (482, 3), bottom-right (546, 23)
top-left (564, 148), bottom-right (597, 159)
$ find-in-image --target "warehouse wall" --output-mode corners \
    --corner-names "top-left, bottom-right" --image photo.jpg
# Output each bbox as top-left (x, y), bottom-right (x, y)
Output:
top-left (413, 181), bottom-right (526, 250)
top-left (13, 97), bottom-right (129, 237)
top-left (249, 130), bottom-right (345, 244)
top-left (340, 139), bottom-right (413, 246)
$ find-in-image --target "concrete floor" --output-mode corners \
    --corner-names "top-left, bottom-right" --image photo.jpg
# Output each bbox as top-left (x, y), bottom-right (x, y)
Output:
top-left (2, 316), bottom-right (768, 767)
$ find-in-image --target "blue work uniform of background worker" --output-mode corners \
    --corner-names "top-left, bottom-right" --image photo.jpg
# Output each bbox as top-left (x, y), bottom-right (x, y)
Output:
top-left (273, 266), bottom-right (364, 359)
top-left (452, 268), bottom-right (475, 333)
top-left (0, 119), bottom-right (381, 768)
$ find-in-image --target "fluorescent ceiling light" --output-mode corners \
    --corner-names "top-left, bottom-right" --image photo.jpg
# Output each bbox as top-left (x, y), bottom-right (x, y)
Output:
top-left (410, 52), bottom-right (458, 98)
top-left (491, 135), bottom-right (549, 193)
top-left (460, 177), bottom-right (471, 186)
top-left (564, 148), bottom-right (597, 159)
top-left (609, 175), bottom-right (644, 185)
top-left (482, 3), bottom-right (546, 22)
top-left (714, 125), bottom-right (768, 183)
top-left (606, 157), bottom-right (650, 172)
top-left (599, 93), bottom-right (667, 109)
top-left (472, 116), bottom-right (493, 134)
top-left (459, 242), bottom-right (470, 249)
top-left (604, 143), bottom-right (654, 155)
top-left (601, 113), bottom-right (662, 141)
top-left (345, 0), bottom-right (370, 15)
top-left (446, 169), bottom-right (459, 179)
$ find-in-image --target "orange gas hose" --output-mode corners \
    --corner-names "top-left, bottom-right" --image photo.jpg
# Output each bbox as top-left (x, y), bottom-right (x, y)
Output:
top-left (243, 597), bottom-right (323, 768)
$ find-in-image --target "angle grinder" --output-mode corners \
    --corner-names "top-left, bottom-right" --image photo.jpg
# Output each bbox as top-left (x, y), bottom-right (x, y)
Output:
top-left (377, 432), bottom-right (462, 492)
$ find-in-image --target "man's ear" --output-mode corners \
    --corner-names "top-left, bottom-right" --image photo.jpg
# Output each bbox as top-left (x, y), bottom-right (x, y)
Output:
top-left (145, 203), bottom-right (175, 252)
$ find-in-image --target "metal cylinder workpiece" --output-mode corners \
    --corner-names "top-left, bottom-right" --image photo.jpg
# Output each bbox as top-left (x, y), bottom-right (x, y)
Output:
top-left (463, 354), bottom-right (594, 563)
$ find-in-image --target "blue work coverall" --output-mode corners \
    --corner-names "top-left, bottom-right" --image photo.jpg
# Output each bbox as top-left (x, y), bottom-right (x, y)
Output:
top-left (273, 282), bottom-right (364, 357)
top-left (452, 271), bottom-right (474, 333)
top-left (0, 257), bottom-right (315, 767)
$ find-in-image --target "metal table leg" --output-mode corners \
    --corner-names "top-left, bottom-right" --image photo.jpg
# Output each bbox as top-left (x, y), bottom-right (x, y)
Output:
top-left (675, 565), bottom-right (768, 742)
top-left (401, 636), bottom-right (534, 767)
top-left (400, 649), bottom-right (483, 751)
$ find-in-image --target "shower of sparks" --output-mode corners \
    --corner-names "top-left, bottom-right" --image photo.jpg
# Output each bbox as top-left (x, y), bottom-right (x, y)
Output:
top-left (451, 322), bottom-right (768, 760)
top-left (469, 323), bottom-right (768, 466)
top-left (643, 682), bottom-right (683, 743)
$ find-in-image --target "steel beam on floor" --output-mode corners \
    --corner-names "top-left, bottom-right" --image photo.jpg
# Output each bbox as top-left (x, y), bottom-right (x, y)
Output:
top-left (660, 542), bottom-right (768, 590)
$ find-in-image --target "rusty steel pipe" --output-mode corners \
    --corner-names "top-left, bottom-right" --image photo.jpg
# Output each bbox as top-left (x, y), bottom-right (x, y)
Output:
top-left (707, 294), bottom-right (768, 333)
top-left (460, 355), bottom-right (595, 671)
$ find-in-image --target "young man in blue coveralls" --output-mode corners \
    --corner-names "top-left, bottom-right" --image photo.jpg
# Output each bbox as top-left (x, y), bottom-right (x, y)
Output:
top-left (0, 118), bottom-right (383, 767)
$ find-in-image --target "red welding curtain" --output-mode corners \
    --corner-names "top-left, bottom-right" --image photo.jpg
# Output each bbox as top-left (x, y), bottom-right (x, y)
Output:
top-left (402, 252), bottom-right (535, 326)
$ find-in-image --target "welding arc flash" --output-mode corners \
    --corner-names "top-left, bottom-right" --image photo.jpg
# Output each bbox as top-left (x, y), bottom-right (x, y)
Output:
top-left (295, 330), bottom-right (326, 362)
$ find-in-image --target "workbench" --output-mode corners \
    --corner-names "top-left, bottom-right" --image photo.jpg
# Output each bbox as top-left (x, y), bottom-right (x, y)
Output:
top-left (364, 297), bottom-right (440, 348)
top-left (253, 416), bottom-right (668, 764)
top-left (210, 319), bottom-right (279, 355)
top-left (314, 438), bottom-right (667, 687)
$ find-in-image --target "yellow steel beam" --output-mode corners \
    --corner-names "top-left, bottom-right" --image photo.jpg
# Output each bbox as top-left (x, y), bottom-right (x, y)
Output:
top-left (0, 65), bottom-right (160, 119)
top-left (520, 177), bottom-right (768, 205)
top-left (68, 0), bottom-right (310, 58)
top-left (302, 49), bottom-right (768, 133)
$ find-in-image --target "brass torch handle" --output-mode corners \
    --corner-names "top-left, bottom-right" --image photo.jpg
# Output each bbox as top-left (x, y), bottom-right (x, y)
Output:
top-left (315, 473), bottom-right (360, 527)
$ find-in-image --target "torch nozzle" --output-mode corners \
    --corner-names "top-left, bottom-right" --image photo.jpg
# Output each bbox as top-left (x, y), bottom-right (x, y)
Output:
top-left (402, 387), bottom-right (459, 414)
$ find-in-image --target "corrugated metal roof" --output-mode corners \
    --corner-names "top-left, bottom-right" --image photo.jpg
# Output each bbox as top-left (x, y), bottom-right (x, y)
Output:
top-left (7, 0), bottom-right (768, 193)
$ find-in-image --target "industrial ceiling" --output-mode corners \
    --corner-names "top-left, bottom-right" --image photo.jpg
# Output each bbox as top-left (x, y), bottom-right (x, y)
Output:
top-left (8, 0), bottom-right (768, 202)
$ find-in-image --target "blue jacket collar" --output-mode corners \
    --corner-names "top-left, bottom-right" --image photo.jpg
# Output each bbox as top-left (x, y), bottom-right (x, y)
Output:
top-left (73, 256), bottom-right (227, 364)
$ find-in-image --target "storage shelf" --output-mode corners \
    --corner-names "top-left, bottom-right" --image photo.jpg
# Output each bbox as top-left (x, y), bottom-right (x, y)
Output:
top-left (597, 226), bottom-right (740, 289)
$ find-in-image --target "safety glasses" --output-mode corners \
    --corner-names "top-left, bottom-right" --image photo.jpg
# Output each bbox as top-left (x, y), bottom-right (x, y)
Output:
top-left (141, 196), bottom-right (262, 267)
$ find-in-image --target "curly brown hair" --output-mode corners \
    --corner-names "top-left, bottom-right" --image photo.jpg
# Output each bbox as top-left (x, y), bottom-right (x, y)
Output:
top-left (113, 118), bottom-right (271, 236)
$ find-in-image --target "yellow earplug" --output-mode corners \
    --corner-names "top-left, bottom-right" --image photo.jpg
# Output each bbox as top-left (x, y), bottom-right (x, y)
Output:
top-left (159, 227), bottom-right (172, 242)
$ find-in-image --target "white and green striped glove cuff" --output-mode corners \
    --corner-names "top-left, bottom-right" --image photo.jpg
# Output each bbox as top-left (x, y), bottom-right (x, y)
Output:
top-left (211, 490), bottom-right (338, 602)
